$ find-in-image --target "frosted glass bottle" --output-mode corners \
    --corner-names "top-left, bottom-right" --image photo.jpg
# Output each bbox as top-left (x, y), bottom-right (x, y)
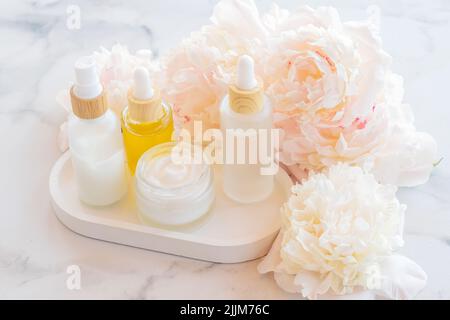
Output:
top-left (220, 55), bottom-right (274, 204)
top-left (68, 56), bottom-right (128, 206)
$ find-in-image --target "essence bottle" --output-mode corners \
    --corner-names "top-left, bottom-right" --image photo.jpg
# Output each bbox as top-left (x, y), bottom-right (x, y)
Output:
top-left (122, 67), bottom-right (174, 174)
top-left (220, 55), bottom-right (274, 204)
top-left (68, 56), bottom-right (128, 206)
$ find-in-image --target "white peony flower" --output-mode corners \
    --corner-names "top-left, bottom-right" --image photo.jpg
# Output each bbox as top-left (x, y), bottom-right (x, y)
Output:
top-left (258, 164), bottom-right (428, 299)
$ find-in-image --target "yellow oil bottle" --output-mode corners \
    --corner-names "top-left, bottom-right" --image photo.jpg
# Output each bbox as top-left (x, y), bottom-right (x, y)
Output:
top-left (122, 67), bottom-right (174, 174)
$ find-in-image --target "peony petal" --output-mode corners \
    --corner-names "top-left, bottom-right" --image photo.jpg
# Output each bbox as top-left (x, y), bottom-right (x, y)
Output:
top-left (372, 130), bottom-right (438, 187)
top-left (56, 89), bottom-right (71, 113)
top-left (211, 0), bottom-right (268, 39)
top-left (318, 289), bottom-right (377, 300)
top-left (258, 232), bottom-right (283, 274)
top-left (57, 121), bottom-right (69, 153)
top-left (273, 272), bottom-right (302, 294)
top-left (376, 254), bottom-right (427, 300)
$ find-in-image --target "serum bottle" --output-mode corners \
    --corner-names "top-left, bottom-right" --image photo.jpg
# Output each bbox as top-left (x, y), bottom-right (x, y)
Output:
top-left (220, 55), bottom-right (274, 204)
top-left (68, 56), bottom-right (128, 206)
top-left (122, 67), bottom-right (174, 174)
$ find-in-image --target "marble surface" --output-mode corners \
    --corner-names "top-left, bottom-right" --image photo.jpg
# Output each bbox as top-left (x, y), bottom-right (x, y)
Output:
top-left (0, 0), bottom-right (449, 299)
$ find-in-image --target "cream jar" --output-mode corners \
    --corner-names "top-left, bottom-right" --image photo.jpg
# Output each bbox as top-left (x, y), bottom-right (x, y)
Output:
top-left (135, 142), bottom-right (215, 226)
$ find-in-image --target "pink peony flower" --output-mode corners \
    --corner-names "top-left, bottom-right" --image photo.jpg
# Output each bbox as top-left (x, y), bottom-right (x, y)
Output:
top-left (262, 5), bottom-right (437, 186)
top-left (161, 0), bottom-right (268, 134)
top-left (161, 35), bottom-right (229, 133)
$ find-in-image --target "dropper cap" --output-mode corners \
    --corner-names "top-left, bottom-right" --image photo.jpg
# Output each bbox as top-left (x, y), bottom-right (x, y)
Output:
top-left (236, 55), bottom-right (258, 91)
top-left (127, 67), bottom-right (163, 122)
top-left (229, 55), bottom-right (263, 114)
top-left (70, 56), bottom-right (107, 119)
top-left (133, 67), bottom-right (154, 100)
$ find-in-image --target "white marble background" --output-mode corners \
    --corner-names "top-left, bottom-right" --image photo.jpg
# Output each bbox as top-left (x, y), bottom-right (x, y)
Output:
top-left (0, 0), bottom-right (449, 299)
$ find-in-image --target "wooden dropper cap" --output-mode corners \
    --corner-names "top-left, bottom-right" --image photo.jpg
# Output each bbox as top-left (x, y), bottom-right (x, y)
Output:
top-left (127, 67), bottom-right (163, 122)
top-left (229, 55), bottom-right (263, 114)
top-left (70, 56), bottom-right (107, 119)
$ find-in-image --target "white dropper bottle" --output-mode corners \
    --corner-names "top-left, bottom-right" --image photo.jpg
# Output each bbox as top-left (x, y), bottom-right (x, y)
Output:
top-left (68, 56), bottom-right (128, 206)
top-left (220, 55), bottom-right (274, 204)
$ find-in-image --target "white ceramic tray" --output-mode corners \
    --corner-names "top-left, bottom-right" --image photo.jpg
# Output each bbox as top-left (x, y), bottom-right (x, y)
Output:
top-left (49, 152), bottom-right (292, 263)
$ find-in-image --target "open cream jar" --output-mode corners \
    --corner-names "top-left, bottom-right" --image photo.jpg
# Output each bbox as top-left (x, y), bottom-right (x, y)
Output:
top-left (135, 142), bottom-right (215, 226)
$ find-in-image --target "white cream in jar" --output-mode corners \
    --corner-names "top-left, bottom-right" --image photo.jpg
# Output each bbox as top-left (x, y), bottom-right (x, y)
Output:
top-left (135, 142), bottom-right (215, 226)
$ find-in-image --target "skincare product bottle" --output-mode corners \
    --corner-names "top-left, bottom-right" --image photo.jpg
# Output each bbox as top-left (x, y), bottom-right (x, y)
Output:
top-left (68, 56), bottom-right (128, 206)
top-left (220, 55), bottom-right (274, 204)
top-left (122, 67), bottom-right (174, 174)
top-left (135, 142), bottom-right (215, 226)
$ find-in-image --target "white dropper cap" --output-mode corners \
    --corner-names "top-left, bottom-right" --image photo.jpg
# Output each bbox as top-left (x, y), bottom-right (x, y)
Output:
top-left (236, 55), bottom-right (258, 91)
top-left (133, 67), bottom-right (154, 100)
top-left (73, 56), bottom-right (102, 99)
